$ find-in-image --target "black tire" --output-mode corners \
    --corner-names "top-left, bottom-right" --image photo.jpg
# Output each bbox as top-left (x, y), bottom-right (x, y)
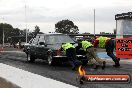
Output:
top-left (27, 54), bottom-right (35, 63)
top-left (48, 56), bottom-right (55, 66)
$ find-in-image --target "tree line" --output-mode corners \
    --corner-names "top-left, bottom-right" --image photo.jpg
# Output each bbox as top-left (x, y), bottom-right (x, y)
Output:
top-left (0, 23), bottom-right (40, 44)
top-left (0, 19), bottom-right (80, 44)
top-left (0, 19), bottom-right (116, 44)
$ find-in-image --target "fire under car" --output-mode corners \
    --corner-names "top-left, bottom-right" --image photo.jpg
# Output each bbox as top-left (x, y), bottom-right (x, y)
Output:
top-left (25, 33), bottom-right (87, 66)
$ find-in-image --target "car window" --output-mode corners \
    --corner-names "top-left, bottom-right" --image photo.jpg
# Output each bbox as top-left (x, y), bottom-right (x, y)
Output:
top-left (38, 35), bottom-right (45, 43)
top-left (32, 35), bottom-right (40, 45)
top-left (45, 35), bottom-right (75, 44)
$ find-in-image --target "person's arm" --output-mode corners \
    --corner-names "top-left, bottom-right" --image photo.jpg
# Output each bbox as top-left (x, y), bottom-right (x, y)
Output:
top-left (93, 40), bottom-right (99, 48)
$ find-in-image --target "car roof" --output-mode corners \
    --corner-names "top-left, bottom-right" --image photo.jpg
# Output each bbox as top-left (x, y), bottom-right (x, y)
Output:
top-left (37, 33), bottom-right (68, 36)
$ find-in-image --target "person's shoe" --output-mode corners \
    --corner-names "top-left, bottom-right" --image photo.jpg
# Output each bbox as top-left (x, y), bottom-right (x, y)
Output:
top-left (102, 61), bottom-right (106, 70)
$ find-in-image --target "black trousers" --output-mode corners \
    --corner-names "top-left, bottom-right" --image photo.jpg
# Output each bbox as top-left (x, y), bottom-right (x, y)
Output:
top-left (66, 48), bottom-right (76, 59)
top-left (105, 39), bottom-right (119, 65)
top-left (66, 48), bottom-right (80, 67)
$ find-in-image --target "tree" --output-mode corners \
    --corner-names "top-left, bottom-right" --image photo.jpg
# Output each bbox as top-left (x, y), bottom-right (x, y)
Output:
top-left (55, 19), bottom-right (79, 34)
top-left (34, 25), bottom-right (40, 36)
top-left (11, 28), bottom-right (20, 36)
top-left (19, 29), bottom-right (26, 36)
top-left (0, 23), bottom-right (26, 43)
top-left (0, 23), bottom-right (14, 43)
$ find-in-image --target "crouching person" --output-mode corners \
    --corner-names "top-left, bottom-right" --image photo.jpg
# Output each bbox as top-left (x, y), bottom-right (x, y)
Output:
top-left (77, 40), bottom-right (106, 70)
top-left (61, 43), bottom-right (81, 70)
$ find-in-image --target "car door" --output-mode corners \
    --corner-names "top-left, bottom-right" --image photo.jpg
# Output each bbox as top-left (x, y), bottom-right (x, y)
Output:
top-left (37, 35), bottom-right (49, 59)
top-left (30, 35), bottom-right (40, 56)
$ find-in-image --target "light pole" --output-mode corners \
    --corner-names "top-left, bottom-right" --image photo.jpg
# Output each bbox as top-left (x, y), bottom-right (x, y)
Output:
top-left (94, 9), bottom-right (95, 37)
top-left (3, 23), bottom-right (4, 47)
top-left (25, 4), bottom-right (28, 43)
top-left (1, 17), bottom-right (5, 48)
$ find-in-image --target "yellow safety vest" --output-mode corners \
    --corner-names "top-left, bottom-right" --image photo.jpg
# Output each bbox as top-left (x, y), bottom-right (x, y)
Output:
top-left (81, 41), bottom-right (93, 51)
top-left (96, 36), bottom-right (109, 48)
top-left (61, 43), bottom-right (75, 53)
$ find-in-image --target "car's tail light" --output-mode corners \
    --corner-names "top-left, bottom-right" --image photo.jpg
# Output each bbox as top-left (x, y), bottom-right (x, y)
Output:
top-left (56, 49), bottom-right (61, 56)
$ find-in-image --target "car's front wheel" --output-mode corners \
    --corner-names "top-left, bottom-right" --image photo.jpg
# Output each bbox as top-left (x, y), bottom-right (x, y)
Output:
top-left (48, 55), bottom-right (55, 66)
top-left (27, 54), bottom-right (35, 63)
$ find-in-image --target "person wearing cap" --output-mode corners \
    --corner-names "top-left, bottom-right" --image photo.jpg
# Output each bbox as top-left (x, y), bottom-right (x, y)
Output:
top-left (77, 40), bottom-right (106, 69)
top-left (61, 43), bottom-right (80, 70)
top-left (94, 36), bottom-right (120, 67)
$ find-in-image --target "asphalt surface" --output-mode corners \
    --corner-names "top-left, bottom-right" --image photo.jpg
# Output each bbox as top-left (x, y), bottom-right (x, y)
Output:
top-left (0, 48), bottom-right (132, 88)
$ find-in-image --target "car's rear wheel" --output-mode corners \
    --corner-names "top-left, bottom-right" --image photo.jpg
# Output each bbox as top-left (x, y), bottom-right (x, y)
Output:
top-left (27, 54), bottom-right (35, 63)
top-left (48, 55), bottom-right (55, 66)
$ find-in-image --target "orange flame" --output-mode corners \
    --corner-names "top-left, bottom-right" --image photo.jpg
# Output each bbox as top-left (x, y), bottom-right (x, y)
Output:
top-left (78, 65), bottom-right (86, 76)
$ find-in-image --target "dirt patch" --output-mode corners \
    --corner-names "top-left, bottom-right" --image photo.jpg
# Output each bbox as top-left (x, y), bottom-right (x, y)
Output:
top-left (0, 77), bottom-right (20, 88)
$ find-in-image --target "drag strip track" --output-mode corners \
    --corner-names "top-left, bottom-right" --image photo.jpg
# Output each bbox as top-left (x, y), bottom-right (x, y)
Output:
top-left (0, 51), bottom-right (132, 88)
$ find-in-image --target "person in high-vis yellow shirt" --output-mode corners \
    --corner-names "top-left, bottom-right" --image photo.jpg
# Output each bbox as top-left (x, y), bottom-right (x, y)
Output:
top-left (61, 43), bottom-right (80, 70)
top-left (94, 36), bottom-right (120, 67)
top-left (77, 40), bottom-right (106, 69)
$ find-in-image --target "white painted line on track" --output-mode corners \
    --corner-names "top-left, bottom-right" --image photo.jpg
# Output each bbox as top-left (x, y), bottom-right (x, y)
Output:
top-left (0, 63), bottom-right (78, 88)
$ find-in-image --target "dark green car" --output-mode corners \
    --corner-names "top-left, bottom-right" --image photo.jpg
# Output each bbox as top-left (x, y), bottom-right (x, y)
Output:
top-left (25, 33), bottom-right (87, 65)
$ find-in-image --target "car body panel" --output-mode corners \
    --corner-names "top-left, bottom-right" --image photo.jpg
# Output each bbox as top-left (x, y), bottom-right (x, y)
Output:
top-left (25, 33), bottom-right (87, 63)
